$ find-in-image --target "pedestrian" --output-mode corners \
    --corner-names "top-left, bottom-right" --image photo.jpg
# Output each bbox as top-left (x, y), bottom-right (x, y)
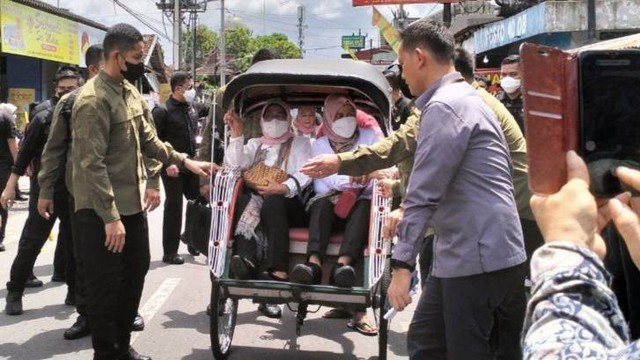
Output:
top-left (383, 64), bottom-right (413, 131)
top-left (0, 103), bottom-right (18, 252)
top-left (152, 71), bottom-right (202, 264)
top-left (386, 20), bottom-right (526, 359)
top-left (497, 54), bottom-right (524, 133)
top-left (70, 23), bottom-right (213, 360)
top-left (37, 44), bottom-right (148, 341)
top-left (2, 66), bottom-right (80, 316)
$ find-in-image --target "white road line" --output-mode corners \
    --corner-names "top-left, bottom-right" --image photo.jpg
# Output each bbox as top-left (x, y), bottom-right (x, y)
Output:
top-left (131, 277), bottom-right (181, 343)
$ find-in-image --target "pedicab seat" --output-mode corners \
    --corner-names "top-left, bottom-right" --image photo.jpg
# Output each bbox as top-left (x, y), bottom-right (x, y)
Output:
top-left (288, 228), bottom-right (344, 256)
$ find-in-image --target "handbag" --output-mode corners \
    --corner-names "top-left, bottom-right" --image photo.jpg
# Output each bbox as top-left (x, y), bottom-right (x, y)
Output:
top-left (242, 138), bottom-right (293, 191)
top-left (333, 187), bottom-right (361, 219)
top-left (184, 196), bottom-right (211, 256)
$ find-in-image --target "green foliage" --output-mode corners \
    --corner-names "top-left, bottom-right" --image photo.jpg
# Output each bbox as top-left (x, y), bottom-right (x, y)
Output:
top-left (183, 24), bottom-right (218, 70)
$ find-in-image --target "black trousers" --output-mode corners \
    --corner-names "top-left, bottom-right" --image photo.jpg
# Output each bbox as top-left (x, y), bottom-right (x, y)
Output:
top-left (306, 197), bottom-right (370, 262)
top-left (0, 168), bottom-right (9, 243)
top-left (261, 195), bottom-right (308, 272)
top-left (6, 181), bottom-right (72, 294)
top-left (408, 264), bottom-right (526, 360)
top-left (161, 171), bottom-right (199, 256)
top-left (69, 196), bottom-right (87, 316)
top-left (603, 224), bottom-right (640, 339)
top-left (75, 210), bottom-right (150, 360)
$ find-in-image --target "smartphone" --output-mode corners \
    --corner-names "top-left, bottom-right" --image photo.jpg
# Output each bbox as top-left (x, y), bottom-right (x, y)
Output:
top-left (579, 50), bottom-right (640, 197)
top-left (520, 43), bottom-right (579, 195)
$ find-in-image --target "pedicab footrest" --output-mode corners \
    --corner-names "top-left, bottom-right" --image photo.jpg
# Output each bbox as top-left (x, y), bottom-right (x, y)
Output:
top-left (217, 279), bottom-right (372, 309)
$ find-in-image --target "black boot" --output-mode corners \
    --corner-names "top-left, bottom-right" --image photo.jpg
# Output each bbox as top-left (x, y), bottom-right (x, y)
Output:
top-left (257, 303), bottom-right (282, 319)
top-left (5, 290), bottom-right (23, 315)
top-left (25, 273), bottom-right (43, 288)
top-left (131, 313), bottom-right (145, 331)
top-left (290, 262), bottom-right (322, 285)
top-left (64, 315), bottom-right (90, 340)
top-left (121, 346), bottom-right (151, 360)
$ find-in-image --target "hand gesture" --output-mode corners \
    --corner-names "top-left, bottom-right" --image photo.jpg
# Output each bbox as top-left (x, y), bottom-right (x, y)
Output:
top-left (256, 179), bottom-right (288, 197)
top-left (104, 220), bottom-right (126, 253)
top-left (300, 154), bottom-right (341, 179)
top-left (166, 164), bottom-right (180, 177)
top-left (38, 198), bottom-right (54, 219)
top-left (144, 188), bottom-right (161, 212)
top-left (224, 110), bottom-right (243, 138)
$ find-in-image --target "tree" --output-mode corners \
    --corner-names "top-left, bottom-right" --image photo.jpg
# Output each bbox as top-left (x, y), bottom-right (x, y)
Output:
top-left (183, 24), bottom-right (218, 71)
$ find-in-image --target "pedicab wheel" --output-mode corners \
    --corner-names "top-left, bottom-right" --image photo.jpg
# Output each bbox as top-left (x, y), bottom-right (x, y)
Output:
top-left (210, 278), bottom-right (238, 360)
top-left (378, 258), bottom-right (391, 360)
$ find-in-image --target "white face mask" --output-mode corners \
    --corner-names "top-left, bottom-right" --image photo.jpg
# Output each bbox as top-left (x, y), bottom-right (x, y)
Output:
top-left (500, 76), bottom-right (521, 94)
top-left (331, 116), bottom-right (357, 138)
top-left (262, 119), bottom-right (289, 138)
top-left (184, 88), bottom-right (197, 103)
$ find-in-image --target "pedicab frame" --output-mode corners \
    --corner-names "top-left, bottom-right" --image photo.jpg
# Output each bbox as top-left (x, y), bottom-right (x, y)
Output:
top-left (207, 59), bottom-right (394, 359)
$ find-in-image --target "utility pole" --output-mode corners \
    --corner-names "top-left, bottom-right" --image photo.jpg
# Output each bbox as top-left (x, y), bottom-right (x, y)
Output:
top-left (220, 0), bottom-right (226, 86)
top-left (297, 5), bottom-right (305, 57)
top-left (191, 11), bottom-right (197, 81)
top-left (587, 0), bottom-right (596, 40)
top-left (173, 0), bottom-right (181, 70)
top-left (443, 3), bottom-right (452, 28)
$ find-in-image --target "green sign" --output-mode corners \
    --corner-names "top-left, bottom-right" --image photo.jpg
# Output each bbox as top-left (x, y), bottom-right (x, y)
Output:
top-left (341, 35), bottom-right (365, 50)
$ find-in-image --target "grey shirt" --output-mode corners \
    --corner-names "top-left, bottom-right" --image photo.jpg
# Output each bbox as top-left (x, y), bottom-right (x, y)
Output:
top-left (393, 72), bottom-right (526, 278)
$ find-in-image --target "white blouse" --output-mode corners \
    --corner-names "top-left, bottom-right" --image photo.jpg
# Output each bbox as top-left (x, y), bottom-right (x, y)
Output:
top-left (312, 127), bottom-right (379, 198)
top-left (224, 135), bottom-right (312, 197)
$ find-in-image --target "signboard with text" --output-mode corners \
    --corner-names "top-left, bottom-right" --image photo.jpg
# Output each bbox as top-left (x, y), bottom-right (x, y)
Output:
top-left (8, 88), bottom-right (35, 132)
top-left (342, 35), bottom-right (366, 50)
top-left (0, 0), bottom-right (79, 64)
top-left (353, 0), bottom-right (457, 6)
top-left (78, 24), bottom-right (106, 67)
top-left (474, 2), bottom-right (546, 53)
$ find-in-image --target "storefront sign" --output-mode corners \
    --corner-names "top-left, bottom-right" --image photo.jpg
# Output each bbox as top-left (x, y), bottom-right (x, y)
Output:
top-left (78, 24), bottom-right (106, 67)
top-left (342, 35), bottom-right (366, 50)
top-left (474, 2), bottom-right (546, 53)
top-left (354, 0), bottom-right (456, 6)
top-left (8, 88), bottom-right (35, 132)
top-left (0, 0), bottom-right (79, 64)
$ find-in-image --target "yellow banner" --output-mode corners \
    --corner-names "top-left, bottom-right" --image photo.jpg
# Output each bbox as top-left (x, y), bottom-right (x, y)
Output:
top-left (0, 0), bottom-right (79, 64)
top-left (372, 6), bottom-right (400, 54)
top-left (8, 88), bottom-right (35, 132)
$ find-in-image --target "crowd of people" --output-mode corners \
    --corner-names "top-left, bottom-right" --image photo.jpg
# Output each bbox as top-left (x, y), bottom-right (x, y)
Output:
top-left (0, 18), bottom-right (639, 360)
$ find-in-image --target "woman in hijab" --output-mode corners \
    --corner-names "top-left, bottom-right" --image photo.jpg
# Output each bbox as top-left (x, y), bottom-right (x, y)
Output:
top-left (223, 100), bottom-right (312, 318)
top-left (292, 105), bottom-right (318, 139)
top-left (290, 94), bottom-right (384, 335)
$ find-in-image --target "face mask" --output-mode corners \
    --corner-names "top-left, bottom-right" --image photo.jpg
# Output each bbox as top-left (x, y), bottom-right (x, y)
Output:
top-left (184, 88), bottom-right (196, 103)
top-left (331, 116), bottom-right (357, 138)
top-left (120, 55), bottom-right (145, 83)
top-left (262, 119), bottom-right (289, 138)
top-left (500, 76), bottom-right (521, 94)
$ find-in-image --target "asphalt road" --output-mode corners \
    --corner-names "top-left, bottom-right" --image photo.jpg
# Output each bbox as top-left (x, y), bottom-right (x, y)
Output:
top-left (0, 179), bottom-right (416, 360)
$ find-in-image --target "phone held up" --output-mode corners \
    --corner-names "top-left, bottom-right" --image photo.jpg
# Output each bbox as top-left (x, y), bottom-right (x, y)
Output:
top-left (521, 43), bottom-right (640, 198)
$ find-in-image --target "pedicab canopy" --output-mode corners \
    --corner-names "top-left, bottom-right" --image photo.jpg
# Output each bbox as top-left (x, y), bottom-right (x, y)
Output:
top-left (222, 59), bottom-right (393, 135)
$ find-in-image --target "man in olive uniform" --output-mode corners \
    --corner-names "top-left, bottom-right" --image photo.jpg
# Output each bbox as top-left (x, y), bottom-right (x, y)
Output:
top-left (71, 23), bottom-right (214, 360)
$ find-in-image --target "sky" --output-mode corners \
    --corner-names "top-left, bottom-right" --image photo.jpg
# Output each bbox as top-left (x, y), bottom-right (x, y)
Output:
top-left (40, 0), bottom-right (441, 65)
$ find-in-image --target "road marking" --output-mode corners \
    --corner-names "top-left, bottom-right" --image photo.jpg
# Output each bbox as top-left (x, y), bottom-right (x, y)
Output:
top-left (131, 277), bottom-right (181, 343)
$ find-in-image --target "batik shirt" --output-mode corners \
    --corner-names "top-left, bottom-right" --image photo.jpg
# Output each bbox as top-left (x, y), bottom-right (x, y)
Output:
top-left (523, 242), bottom-right (640, 359)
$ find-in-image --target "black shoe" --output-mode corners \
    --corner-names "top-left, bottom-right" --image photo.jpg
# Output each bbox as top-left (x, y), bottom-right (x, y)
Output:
top-left (187, 245), bottom-right (200, 256)
top-left (121, 346), bottom-right (151, 360)
top-left (131, 313), bottom-right (145, 332)
top-left (206, 304), bottom-right (211, 316)
top-left (290, 262), bottom-right (322, 285)
top-left (162, 254), bottom-right (184, 265)
top-left (0, 243), bottom-right (5, 252)
top-left (64, 315), bottom-right (90, 340)
top-left (51, 273), bottom-right (66, 282)
top-left (5, 291), bottom-right (23, 315)
top-left (230, 255), bottom-right (256, 280)
top-left (332, 264), bottom-right (356, 288)
top-left (64, 291), bottom-right (76, 306)
top-left (25, 274), bottom-right (43, 288)
top-left (257, 303), bottom-right (281, 319)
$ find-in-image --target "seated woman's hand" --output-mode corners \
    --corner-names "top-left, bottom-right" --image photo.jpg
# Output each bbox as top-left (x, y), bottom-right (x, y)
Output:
top-left (256, 179), bottom-right (289, 197)
top-left (224, 110), bottom-right (243, 138)
top-left (377, 179), bottom-right (396, 199)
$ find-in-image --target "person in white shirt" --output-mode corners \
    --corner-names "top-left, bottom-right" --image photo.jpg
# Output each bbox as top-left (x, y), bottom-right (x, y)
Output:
top-left (223, 100), bottom-right (312, 318)
top-left (290, 94), bottom-right (381, 336)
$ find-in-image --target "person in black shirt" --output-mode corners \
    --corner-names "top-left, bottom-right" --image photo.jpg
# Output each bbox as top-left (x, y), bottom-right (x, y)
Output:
top-left (383, 63), bottom-right (413, 131)
top-left (152, 72), bottom-right (204, 264)
top-left (2, 67), bottom-right (80, 315)
top-left (0, 103), bottom-right (18, 252)
top-left (496, 55), bottom-right (525, 134)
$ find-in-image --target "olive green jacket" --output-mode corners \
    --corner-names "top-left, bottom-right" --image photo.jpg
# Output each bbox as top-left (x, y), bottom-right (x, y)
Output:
top-left (71, 72), bottom-right (183, 223)
top-left (39, 91), bottom-right (161, 201)
top-left (338, 83), bottom-right (534, 220)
